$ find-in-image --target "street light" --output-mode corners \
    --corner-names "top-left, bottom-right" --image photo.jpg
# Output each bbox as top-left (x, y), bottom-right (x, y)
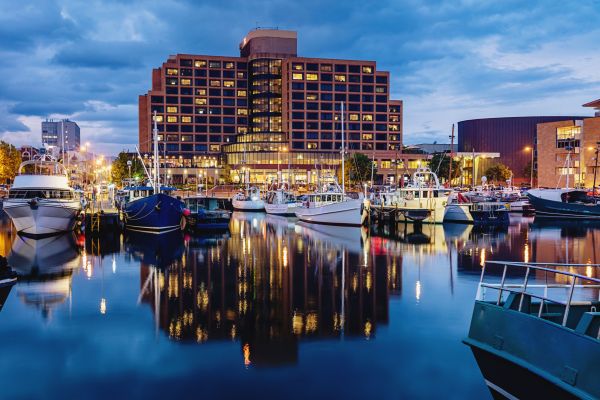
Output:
top-left (593, 142), bottom-right (600, 195)
top-left (524, 146), bottom-right (534, 188)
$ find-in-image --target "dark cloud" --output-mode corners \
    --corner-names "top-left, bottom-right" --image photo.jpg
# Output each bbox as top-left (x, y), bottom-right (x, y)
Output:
top-left (0, 0), bottom-right (599, 152)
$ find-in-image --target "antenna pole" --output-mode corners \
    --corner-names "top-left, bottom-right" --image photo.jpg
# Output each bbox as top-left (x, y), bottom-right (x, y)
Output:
top-left (153, 111), bottom-right (160, 191)
top-left (448, 124), bottom-right (455, 185)
top-left (341, 102), bottom-right (345, 195)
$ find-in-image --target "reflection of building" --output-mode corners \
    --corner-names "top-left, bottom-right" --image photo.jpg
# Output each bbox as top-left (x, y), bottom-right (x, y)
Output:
top-left (139, 29), bottom-right (406, 185)
top-left (537, 100), bottom-right (600, 188)
top-left (459, 117), bottom-right (586, 185)
top-left (41, 119), bottom-right (81, 152)
top-left (138, 214), bottom-right (402, 366)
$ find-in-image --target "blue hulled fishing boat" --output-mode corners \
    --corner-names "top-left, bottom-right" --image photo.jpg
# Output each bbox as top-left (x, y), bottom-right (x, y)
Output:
top-left (121, 113), bottom-right (184, 234)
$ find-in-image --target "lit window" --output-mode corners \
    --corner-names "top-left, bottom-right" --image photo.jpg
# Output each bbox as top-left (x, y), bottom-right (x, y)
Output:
top-left (157, 134), bottom-right (164, 141)
top-left (362, 133), bottom-right (373, 140)
top-left (210, 80), bottom-right (221, 87)
top-left (362, 66), bottom-right (373, 74)
top-left (292, 63), bottom-right (303, 70)
top-left (292, 73), bottom-right (303, 80)
top-left (375, 86), bottom-right (386, 93)
top-left (390, 135), bottom-right (399, 141)
top-left (181, 116), bottom-right (192, 123)
top-left (224, 62), bottom-right (234, 69)
top-left (195, 89), bottom-right (206, 96)
top-left (349, 114), bottom-right (359, 121)
top-left (306, 73), bottom-right (318, 81)
top-left (320, 64), bottom-right (332, 72)
top-left (237, 90), bottom-right (247, 97)
top-left (237, 127), bottom-right (248, 133)
top-left (362, 114), bottom-right (373, 121)
top-left (167, 116), bottom-right (178, 123)
top-left (223, 80), bottom-right (235, 87)
top-left (389, 124), bottom-right (399, 131)
top-left (334, 74), bottom-right (346, 82)
top-left (557, 126), bottom-right (581, 140)
top-left (194, 60), bottom-right (206, 67)
top-left (306, 93), bottom-right (318, 101)
top-left (237, 72), bottom-right (246, 79)
top-left (381, 160), bottom-right (391, 169)
top-left (166, 68), bottom-right (178, 76)
top-left (390, 106), bottom-right (400, 113)
top-left (237, 108), bottom-right (248, 115)
top-left (152, 115), bottom-right (164, 122)
top-left (390, 115), bottom-right (399, 122)
top-left (180, 78), bottom-right (191, 86)
top-left (195, 98), bottom-right (207, 105)
top-left (209, 61), bottom-right (221, 68)
top-left (307, 142), bottom-right (318, 149)
top-left (167, 106), bottom-right (178, 113)
top-left (166, 78), bottom-right (178, 86)
top-left (210, 145), bottom-right (220, 152)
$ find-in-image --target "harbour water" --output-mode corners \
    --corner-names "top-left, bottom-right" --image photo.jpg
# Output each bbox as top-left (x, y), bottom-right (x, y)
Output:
top-left (0, 213), bottom-right (599, 399)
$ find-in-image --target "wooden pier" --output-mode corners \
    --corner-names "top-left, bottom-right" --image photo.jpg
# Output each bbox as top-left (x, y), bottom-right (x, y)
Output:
top-left (84, 199), bottom-right (121, 235)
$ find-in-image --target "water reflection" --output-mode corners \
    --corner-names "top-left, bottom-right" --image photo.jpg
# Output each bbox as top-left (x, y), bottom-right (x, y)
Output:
top-left (8, 233), bottom-right (81, 319)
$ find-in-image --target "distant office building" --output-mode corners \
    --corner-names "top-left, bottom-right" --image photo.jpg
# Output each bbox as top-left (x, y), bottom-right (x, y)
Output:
top-left (407, 143), bottom-right (458, 155)
top-left (458, 116), bottom-right (587, 184)
top-left (41, 119), bottom-right (81, 152)
top-left (139, 29), bottom-right (405, 184)
top-left (536, 100), bottom-right (600, 188)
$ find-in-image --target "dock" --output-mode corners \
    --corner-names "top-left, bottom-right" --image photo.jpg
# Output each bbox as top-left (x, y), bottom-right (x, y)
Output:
top-left (84, 199), bottom-right (121, 234)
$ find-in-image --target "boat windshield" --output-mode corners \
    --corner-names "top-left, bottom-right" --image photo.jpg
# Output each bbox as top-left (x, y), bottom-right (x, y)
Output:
top-left (18, 159), bottom-right (68, 177)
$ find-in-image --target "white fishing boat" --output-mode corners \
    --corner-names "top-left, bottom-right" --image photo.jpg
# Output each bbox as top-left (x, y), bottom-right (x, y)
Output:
top-left (444, 192), bottom-right (474, 223)
top-left (232, 186), bottom-right (265, 211)
top-left (369, 168), bottom-right (451, 223)
top-left (265, 183), bottom-right (300, 216)
top-left (294, 103), bottom-right (365, 227)
top-left (3, 156), bottom-right (81, 237)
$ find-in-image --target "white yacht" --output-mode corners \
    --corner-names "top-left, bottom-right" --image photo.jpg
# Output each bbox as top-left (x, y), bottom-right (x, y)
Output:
top-left (232, 186), bottom-right (265, 211)
top-left (3, 156), bottom-right (81, 236)
top-left (294, 103), bottom-right (365, 227)
top-left (265, 184), bottom-right (300, 216)
top-left (369, 168), bottom-right (451, 223)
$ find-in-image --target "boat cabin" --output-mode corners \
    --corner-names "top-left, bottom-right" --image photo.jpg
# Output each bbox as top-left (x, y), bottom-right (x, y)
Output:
top-left (184, 196), bottom-right (228, 213)
top-left (305, 192), bottom-right (345, 207)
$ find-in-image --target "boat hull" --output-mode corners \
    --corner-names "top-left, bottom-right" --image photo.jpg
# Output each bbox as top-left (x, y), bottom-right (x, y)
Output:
top-left (265, 202), bottom-right (298, 216)
top-left (527, 193), bottom-right (600, 219)
top-left (371, 196), bottom-right (448, 224)
top-left (444, 204), bottom-right (473, 223)
top-left (184, 212), bottom-right (230, 231)
top-left (232, 199), bottom-right (265, 211)
top-left (3, 199), bottom-right (81, 236)
top-left (295, 199), bottom-right (364, 226)
top-left (123, 193), bottom-right (184, 234)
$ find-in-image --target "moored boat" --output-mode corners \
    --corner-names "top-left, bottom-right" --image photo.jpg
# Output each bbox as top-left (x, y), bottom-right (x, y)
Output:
top-left (183, 196), bottom-right (231, 231)
top-left (3, 156), bottom-right (81, 237)
top-left (527, 188), bottom-right (600, 219)
top-left (265, 184), bottom-right (300, 216)
top-left (232, 186), bottom-right (265, 211)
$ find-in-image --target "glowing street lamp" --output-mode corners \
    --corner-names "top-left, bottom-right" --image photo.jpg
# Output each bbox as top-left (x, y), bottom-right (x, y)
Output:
top-left (524, 146), bottom-right (534, 187)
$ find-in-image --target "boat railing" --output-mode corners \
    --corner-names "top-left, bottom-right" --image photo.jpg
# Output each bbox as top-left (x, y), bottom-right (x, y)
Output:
top-left (477, 260), bottom-right (600, 328)
top-left (18, 159), bottom-right (68, 176)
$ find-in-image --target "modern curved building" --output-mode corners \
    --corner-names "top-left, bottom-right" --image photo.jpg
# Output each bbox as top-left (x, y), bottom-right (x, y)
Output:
top-left (458, 116), bottom-right (587, 184)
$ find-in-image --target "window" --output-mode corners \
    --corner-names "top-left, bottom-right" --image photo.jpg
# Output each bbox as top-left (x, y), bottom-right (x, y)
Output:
top-left (292, 73), bottom-right (303, 80)
top-left (209, 61), bottom-right (221, 68)
top-left (306, 73), bottom-right (318, 81)
top-left (237, 90), bottom-right (247, 97)
top-left (195, 98), bottom-right (207, 105)
top-left (210, 80), bottom-right (221, 87)
top-left (307, 142), bottom-right (318, 149)
top-left (363, 114), bottom-right (373, 121)
top-left (210, 145), bottom-right (220, 152)
top-left (167, 106), bottom-right (178, 113)
top-left (194, 60), bottom-right (206, 68)
top-left (362, 66), bottom-right (373, 74)
top-left (224, 62), bottom-right (234, 69)
top-left (167, 116), bottom-right (178, 123)
top-left (167, 68), bottom-right (178, 76)
top-left (557, 126), bottom-right (581, 140)
top-left (320, 64), bottom-right (332, 72)
top-left (292, 82), bottom-right (304, 90)
top-left (390, 115), bottom-right (400, 122)
top-left (195, 89), bottom-right (206, 96)
top-left (237, 108), bottom-right (248, 115)
top-left (334, 74), bottom-right (346, 82)
top-left (223, 80), bottom-right (235, 87)
top-left (181, 134), bottom-right (193, 142)
top-left (292, 63), bottom-right (303, 70)
top-left (335, 64), bottom-right (347, 72)
top-left (180, 78), bottom-right (191, 86)
top-left (237, 72), bottom-right (246, 79)
top-left (166, 78), bottom-right (178, 86)
top-left (209, 69), bottom-right (221, 78)
top-left (306, 93), bottom-right (318, 101)
top-left (152, 115), bottom-right (164, 122)
top-left (181, 116), bottom-right (192, 123)
top-left (362, 133), bottom-right (373, 140)
top-left (349, 114), bottom-right (359, 121)
top-left (375, 86), bottom-right (386, 93)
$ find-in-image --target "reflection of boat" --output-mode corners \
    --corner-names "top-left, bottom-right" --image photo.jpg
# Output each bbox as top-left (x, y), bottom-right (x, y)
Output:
top-left (442, 223), bottom-right (473, 241)
top-left (124, 230), bottom-right (185, 268)
top-left (3, 156), bottom-right (81, 236)
top-left (465, 261), bottom-right (600, 399)
top-left (528, 188), bottom-right (600, 219)
top-left (295, 221), bottom-right (364, 254)
top-left (7, 233), bottom-right (80, 319)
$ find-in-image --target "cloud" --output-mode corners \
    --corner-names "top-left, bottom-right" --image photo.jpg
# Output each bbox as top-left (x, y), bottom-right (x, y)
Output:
top-left (0, 0), bottom-right (599, 152)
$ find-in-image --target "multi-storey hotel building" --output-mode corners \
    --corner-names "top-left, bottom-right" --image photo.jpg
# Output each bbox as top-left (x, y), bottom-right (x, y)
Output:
top-left (139, 29), bottom-right (409, 185)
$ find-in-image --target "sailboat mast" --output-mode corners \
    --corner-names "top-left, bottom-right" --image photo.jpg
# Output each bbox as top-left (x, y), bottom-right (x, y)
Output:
top-left (341, 102), bottom-right (345, 195)
top-left (153, 110), bottom-right (160, 191)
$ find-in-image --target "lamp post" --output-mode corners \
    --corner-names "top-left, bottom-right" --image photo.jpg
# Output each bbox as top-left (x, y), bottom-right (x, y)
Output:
top-left (593, 142), bottom-right (600, 195)
top-left (524, 146), bottom-right (534, 188)
top-left (127, 160), bottom-right (132, 181)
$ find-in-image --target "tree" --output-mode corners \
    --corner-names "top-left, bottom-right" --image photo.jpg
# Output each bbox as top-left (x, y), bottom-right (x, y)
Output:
top-left (339, 153), bottom-right (377, 187)
top-left (428, 152), bottom-right (461, 183)
top-left (484, 163), bottom-right (513, 184)
top-left (0, 141), bottom-right (21, 184)
top-left (111, 152), bottom-right (146, 185)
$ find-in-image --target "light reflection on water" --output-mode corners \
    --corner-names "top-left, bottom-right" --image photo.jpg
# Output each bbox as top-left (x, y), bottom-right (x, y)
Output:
top-left (0, 213), bottom-right (599, 399)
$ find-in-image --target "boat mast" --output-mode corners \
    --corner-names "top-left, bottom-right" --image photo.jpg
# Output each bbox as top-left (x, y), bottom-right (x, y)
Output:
top-left (153, 110), bottom-right (160, 192)
top-left (341, 102), bottom-right (346, 195)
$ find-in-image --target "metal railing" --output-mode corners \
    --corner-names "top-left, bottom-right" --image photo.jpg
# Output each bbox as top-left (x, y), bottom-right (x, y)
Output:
top-left (477, 261), bottom-right (600, 327)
